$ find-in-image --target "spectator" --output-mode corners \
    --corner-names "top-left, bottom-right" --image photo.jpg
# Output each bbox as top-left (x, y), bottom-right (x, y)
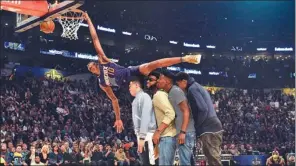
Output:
top-left (124, 142), bottom-right (140, 166)
top-left (48, 144), bottom-right (63, 165)
top-left (1, 143), bottom-right (10, 164)
top-left (11, 145), bottom-right (27, 165)
top-left (228, 144), bottom-right (240, 156)
top-left (103, 145), bottom-right (115, 166)
top-left (40, 144), bottom-right (49, 164)
top-left (115, 147), bottom-right (129, 166)
top-left (60, 144), bottom-right (72, 165)
top-left (82, 148), bottom-right (91, 164)
top-left (25, 145), bottom-right (36, 165)
top-left (22, 143), bottom-right (29, 159)
top-left (70, 144), bottom-right (83, 164)
top-left (91, 144), bottom-right (104, 165)
top-left (32, 155), bottom-right (45, 166)
top-left (238, 144), bottom-right (247, 155)
top-left (221, 145), bottom-right (230, 154)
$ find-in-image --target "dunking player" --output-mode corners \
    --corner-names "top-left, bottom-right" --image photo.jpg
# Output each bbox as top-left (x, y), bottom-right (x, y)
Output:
top-left (83, 13), bottom-right (201, 133)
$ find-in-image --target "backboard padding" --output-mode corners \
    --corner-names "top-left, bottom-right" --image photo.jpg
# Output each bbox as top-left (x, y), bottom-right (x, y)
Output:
top-left (15, 0), bottom-right (84, 33)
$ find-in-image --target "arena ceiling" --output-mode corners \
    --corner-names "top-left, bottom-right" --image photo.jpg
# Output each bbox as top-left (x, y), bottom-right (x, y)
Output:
top-left (0, 1), bottom-right (295, 52)
top-left (81, 1), bottom-right (295, 47)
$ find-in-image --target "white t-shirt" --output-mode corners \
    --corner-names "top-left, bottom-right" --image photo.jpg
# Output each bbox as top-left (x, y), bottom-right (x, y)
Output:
top-left (31, 161), bottom-right (45, 166)
top-left (274, 102), bottom-right (279, 108)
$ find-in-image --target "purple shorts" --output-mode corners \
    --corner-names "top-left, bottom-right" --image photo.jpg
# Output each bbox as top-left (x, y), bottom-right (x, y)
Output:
top-left (128, 65), bottom-right (141, 76)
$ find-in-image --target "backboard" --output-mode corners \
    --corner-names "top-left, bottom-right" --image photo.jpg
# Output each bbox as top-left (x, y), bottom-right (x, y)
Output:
top-left (0, 0), bottom-right (84, 32)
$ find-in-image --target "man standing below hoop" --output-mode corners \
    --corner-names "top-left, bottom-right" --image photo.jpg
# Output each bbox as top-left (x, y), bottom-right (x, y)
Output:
top-left (129, 77), bottom-right (157, 165)
top-left (83, 12), bottom-right (201, 133)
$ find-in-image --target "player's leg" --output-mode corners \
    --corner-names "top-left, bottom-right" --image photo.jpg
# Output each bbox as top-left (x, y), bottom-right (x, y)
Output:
top-left (139, 55), bottom-right (201, 76)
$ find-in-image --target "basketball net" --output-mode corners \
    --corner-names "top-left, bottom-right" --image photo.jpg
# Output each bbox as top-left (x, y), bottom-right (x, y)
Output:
top-left (57, 9), bottom-right (84, 40)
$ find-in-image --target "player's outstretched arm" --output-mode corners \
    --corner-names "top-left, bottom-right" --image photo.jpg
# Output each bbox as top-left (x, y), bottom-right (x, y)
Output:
top-left (84, 12), bottom-right (110, 63)
top-left (99, 85), bottom-right (124, 133)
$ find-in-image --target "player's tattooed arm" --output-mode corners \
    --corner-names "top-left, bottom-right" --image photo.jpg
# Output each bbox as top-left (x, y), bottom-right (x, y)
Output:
top-left (99, 85), bottom-right (121, 120)
top-left (100, 85), bottom-right (124, 133)
top-left (84, 12), bottom-right (110, 63)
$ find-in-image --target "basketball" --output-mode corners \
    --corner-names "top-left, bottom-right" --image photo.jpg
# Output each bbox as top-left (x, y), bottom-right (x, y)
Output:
top-left (40, 20), bottom-right (55, 34)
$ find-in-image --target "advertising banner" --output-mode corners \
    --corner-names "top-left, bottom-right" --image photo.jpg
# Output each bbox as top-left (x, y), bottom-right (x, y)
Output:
top-left (4, 41), bottom-right (25, 51)
top-left (233, 155), bottom-right (267, 166)
top-left (282, 88), bottom-right (296, 96)
top-left (204, 86), bottom-right (223, 94)
top-left (15, 66), bottom-right (69, 80)
top-left (40, 48), bottom-right (119, 62)
top-left (0, 68), bottom-right (12, 77)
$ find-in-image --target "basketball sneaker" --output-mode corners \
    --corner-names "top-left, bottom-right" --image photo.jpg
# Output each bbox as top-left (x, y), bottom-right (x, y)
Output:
top-left (182, 54), bottom-right (202, 64)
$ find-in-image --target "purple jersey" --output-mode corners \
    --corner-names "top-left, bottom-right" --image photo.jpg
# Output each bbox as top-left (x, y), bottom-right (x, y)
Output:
top-left (97, 62), bottom-right (131, 87)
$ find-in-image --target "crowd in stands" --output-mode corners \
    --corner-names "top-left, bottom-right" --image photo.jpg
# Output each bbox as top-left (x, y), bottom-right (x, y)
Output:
top-left (0, 74), bottom-right (295, 165)
top-left (202, 89), bottom-right (295, 155)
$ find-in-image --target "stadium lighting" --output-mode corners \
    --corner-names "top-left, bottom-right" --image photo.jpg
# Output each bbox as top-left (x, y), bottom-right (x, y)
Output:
top-left (206, 45), bottom-right (216, 49)
top-left (183, 42), bottom-right (200, 48)
top-left (257, 48), bottom-right (267, 51)
top-left (97, 25), bottom-right (116, 33)
top-left (169, 41), bottom-right (178, 44)
top-left (122, 31), bottom-right (132, 36)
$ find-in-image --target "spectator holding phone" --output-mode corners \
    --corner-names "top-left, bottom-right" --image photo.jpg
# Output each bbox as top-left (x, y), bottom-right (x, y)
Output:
top-left (48, 144), bottom-right (63, 166)
top-left (115, 147), bottom-right (129, 166)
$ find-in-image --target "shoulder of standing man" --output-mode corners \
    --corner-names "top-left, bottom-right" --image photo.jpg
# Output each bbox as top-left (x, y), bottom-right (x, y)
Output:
top-left (142, 91), bottom-right (152, 99)
top-left (187, 77), bottom-right (204, 94)
top-left (138, 91), bottom-right (153, 106)
top-left (153, 90), bottom-right (169, 108)
top-left (169, 85), bottom-right (186, 103)
top-left (154, 90), bottom-right (168, 98)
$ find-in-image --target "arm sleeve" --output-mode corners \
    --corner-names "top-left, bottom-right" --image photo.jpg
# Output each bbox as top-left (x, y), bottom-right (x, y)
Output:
top-left (170, 87), bottom-right (187, 105)
top-left (154, 91), bottom-right (175, 125)
top-left (138, 93), bottom-right (153, 138)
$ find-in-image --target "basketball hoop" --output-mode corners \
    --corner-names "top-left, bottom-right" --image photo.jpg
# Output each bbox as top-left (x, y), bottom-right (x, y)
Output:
top-left (57, 9), bottom-right (84, 40)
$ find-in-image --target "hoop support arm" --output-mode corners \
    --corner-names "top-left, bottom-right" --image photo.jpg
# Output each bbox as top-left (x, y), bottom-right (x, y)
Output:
top-left (0, 0), bottom-right (49, 17)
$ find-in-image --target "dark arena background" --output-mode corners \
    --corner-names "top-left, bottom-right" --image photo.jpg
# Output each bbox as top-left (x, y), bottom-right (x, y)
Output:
top-left (0, 1), bottom-right (295, 166)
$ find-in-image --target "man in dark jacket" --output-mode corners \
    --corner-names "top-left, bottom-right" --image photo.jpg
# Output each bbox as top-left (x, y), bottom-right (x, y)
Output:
top-left (175, 72), bottom-right (223, 166)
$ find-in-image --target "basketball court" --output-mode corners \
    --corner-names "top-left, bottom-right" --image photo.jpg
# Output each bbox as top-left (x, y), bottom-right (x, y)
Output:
top-left (0, 0), bottom-right (85, 40)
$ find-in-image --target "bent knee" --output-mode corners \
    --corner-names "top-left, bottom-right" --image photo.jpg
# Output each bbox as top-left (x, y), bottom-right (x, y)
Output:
top-left (139, 63), bottom-right (150, 76)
